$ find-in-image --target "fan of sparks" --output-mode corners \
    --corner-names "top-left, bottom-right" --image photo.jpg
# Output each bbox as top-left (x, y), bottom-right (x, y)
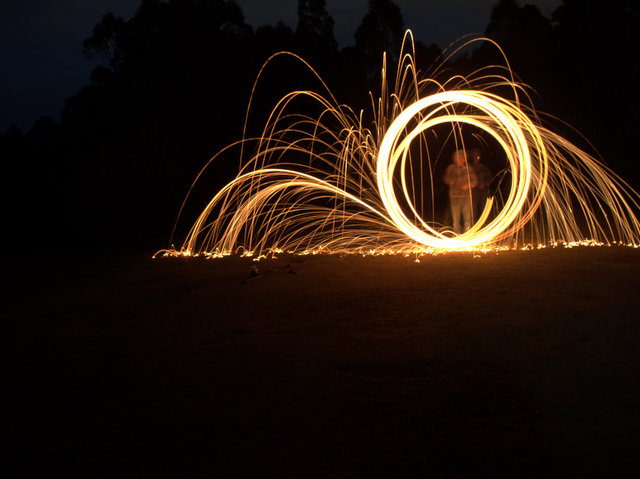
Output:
top-left (158, 33), bottom-right (640, 258)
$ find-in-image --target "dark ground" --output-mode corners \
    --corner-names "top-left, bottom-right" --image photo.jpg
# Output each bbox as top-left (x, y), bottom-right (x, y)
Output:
top-left (6, 246), bottom-right (640, 478)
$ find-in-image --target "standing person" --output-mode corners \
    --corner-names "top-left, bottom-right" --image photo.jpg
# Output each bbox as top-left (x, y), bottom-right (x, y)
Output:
top-left (443, 149), bottom-right (477, 234)
top-left (469, 148), bottom-right (491, 222)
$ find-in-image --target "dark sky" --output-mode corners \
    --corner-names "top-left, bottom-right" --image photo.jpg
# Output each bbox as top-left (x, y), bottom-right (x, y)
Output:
top-left (0, 0), bottom-right (561, 133)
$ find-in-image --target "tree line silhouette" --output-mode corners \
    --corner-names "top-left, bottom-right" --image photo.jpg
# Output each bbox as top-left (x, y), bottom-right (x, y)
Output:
top-left (3, 0), bottom-right (638, 251)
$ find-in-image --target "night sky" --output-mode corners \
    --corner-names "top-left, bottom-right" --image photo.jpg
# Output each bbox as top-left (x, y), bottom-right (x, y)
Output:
top-left (0, 0), bottom-right (561, 133)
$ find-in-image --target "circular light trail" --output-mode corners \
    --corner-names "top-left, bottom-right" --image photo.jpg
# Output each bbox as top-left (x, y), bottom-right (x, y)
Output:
top-left (376, 90), bottom-right (547, 249)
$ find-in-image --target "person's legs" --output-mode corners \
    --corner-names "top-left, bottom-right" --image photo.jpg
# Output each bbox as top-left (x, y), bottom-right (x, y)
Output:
top-left (444, 202), bottom-right (452, 229)
top-left (462, 197), bottom-right (473, 232)
top-left (451, 198), bottom-right (463, 234)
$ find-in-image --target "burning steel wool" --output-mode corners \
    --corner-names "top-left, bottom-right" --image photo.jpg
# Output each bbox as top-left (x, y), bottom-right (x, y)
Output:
top-left (157, 33), bottom-right (640, 259)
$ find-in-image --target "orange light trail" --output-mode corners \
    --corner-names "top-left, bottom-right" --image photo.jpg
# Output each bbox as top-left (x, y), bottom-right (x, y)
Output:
top-left (156, 33), bottom-right (640, 259)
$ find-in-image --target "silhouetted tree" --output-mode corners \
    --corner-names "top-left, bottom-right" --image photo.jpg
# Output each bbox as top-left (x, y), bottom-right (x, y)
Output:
top-left (354, 0), bottom-right (404, 66)
top-left (58, 0), bottom-right (259, 245)
top-left (256, 21), bottom-right (295, 54)
top-left (336, 0), bottom-right (405, 110)
top-left (549, 0), bottom-right (639, 182)
top-left (412, 40), bottom-right (443, 77)
top-left (296, 0), bottom-right (338, 55)
top-left (26, 116), bottom-right (58, 157)
top-left (3, 124), bottom-right (27, 194)
top-left (458, 0), bottom-right (640, 185)
top-left (480, 0), bottom-right (557, 101)
top-left (553, 1), bottom-right (639, 129)
top-left (4, 124), bottom-right (24, 150)
top-left (83, 12), bottom-right (127, 70)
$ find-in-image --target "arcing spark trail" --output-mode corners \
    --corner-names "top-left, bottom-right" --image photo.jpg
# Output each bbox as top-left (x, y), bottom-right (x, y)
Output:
top-left (157, 33), bottom-right (640, 258)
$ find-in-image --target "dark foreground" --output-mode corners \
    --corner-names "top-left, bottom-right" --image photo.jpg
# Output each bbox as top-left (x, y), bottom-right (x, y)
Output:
top-left (7, 247), bottom-right (640, 478)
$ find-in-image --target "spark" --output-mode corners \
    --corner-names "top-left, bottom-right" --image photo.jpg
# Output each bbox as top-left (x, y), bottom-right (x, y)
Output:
top-left (155, 32), bottom-right (640, 259)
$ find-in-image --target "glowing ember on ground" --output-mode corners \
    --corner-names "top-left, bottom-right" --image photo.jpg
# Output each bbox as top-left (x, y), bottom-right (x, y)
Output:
top-left (156, 33), bottom-right (640, 259)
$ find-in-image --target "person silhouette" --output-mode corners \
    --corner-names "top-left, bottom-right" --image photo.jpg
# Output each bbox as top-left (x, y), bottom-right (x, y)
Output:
top-left (443, 149), bottom-right (477, 234)
top-left (469, 148), bottom-right (491, 222)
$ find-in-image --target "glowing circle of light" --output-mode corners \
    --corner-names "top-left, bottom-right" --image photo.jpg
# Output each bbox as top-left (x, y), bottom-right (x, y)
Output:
top-left (377, 90), bottom-right (546, 249)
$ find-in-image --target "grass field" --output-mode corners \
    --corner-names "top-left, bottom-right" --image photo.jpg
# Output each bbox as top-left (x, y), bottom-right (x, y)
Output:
top-left (7, 246), bottom-right (640, 477)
